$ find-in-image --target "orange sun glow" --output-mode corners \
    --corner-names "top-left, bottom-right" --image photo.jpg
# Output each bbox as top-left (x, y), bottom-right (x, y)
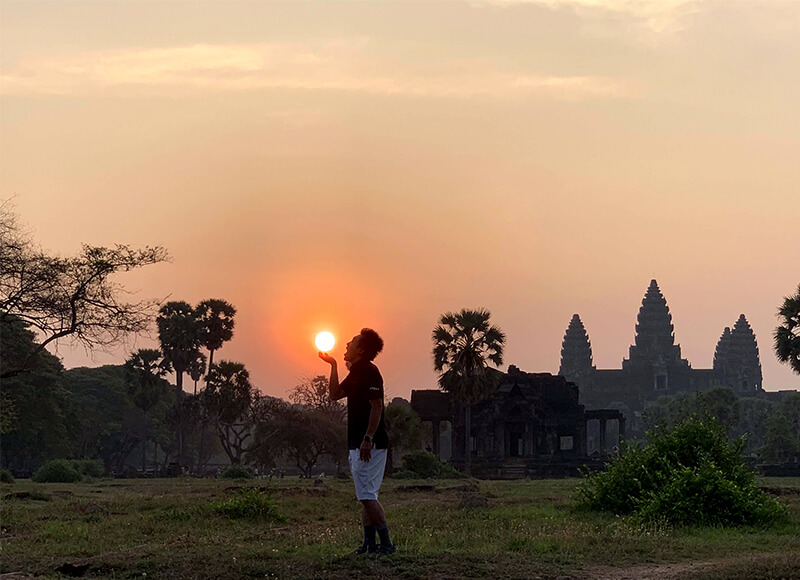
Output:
top-left (315, 331), bottom-right (336, 352)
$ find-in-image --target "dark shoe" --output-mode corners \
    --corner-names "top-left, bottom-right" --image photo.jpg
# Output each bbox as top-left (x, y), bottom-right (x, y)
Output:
top-left (371, 544), bottom-right (396, 557)
top-left (351, 543), bottom-right (377, 555)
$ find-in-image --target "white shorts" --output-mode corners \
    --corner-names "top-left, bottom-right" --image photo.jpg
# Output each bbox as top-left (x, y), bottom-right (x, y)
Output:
top-left (349, 448), bottom-right (387, 501)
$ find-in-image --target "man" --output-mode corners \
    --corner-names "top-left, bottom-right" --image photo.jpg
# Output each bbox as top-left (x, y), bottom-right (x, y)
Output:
top-left (319, 328), bottom-right (394, 556)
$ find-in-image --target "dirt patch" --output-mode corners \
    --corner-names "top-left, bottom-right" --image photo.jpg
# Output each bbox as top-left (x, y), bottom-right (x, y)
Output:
top-left (760, 486), bottom-right (800, 496)
top-left (580, 552), bottom-right (800, 580)
top-left (580, 561), bottom-right (715, 580)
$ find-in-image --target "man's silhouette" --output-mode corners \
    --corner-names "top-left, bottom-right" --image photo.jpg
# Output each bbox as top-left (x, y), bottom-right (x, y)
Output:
top-left (319, 328), bottom-right (394, 555)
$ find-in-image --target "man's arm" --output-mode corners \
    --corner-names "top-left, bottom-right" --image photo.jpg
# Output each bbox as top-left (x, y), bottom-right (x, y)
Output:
top-left (359, 398), bottom-right (383, 462)
top-left (319, 353), bottom-right (346, 401)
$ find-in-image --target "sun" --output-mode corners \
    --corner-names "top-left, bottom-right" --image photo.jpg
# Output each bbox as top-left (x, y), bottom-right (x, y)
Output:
top-left (315, 331), bottom-right (336, 352)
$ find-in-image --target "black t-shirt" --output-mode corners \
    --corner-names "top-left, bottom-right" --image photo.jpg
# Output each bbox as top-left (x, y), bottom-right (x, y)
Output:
top-left (340, 359), bottom-right (389, 450)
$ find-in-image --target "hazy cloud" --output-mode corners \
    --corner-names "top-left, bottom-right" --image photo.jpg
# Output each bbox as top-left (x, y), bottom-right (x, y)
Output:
top-left (1, 41), bottom-right (640, 101)
top-left (478, 0), bottom-right (701, 35)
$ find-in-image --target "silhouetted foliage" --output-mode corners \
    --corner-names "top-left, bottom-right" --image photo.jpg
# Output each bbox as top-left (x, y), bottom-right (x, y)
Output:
top-left (432, 308), bottom-right (505, 475)
top-left (0, 203), bottom-right (169, 379)
top-left (125, 349), bottom-right (170, 473)
top-left (577, 416), bottom-right (787, 527)
top-left (396, 450), bottom-right (464, 479)
top-left (32, 459), bottom-right (82, 483)
top-left (384, 398), bottom-right (423, 474)
top-left (157, 301), bottom-right (204, 466)
top-left (774, 283), bottom-right (800, 375)
top-left (289, 375), bottom-right (345, 422)
top-left (220, 464), bottom-right (252, 479)
top-left (757, 415), bottom-right (799, 463)
top-left (1, 316), bottom-right (74, 472)
top-left (202, 361), bottom-right (256, 464)
top-left (196, 299), bottom-right (236, 370)
top-left (644, 388), bottom-right (740, 433)
top-left (270, 405), bottom-right (347, 477)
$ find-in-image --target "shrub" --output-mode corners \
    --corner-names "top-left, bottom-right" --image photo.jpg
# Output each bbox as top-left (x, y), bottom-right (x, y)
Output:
top-left (221, 464), bottom-right (252, 479)
top-left (0, 469), bottom-right (15, 484)
top-left (399, 450), bottom-right (466, 479)
top-left (212, 488), bottom-right (285, 521)
top-left (71, 459), bottom-right (105, 479)
top-left (32, 459), bottom-right (82, 483)
top-left (401, 450), bottom-right (441, 478)
top-left (577, 416), bottom-right (787, 527)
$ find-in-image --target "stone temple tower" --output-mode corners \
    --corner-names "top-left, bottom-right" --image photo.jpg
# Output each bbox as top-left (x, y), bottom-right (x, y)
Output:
top-left (714, 314), bottom-right (763, 393)
top-left (559, 314), bottom-right (594, 387)
top-left (622, 279), bottom-right (690, 393)
top-left (713, 327), bottom-right (733, 376)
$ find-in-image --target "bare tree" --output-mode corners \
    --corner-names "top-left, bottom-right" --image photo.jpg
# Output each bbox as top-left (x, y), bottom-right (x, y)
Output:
top-left (289, 375), bottom-right (346, 422)
top-left (0, 203), bottom-right (169, 379)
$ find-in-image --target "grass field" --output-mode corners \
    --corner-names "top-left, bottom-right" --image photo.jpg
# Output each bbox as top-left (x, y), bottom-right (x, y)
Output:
top-left (2, 476), bottom-right (799, 579)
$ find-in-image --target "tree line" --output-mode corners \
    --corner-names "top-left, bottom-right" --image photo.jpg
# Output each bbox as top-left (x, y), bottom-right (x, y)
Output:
top-left (2, 202), bottom-right (798, 476)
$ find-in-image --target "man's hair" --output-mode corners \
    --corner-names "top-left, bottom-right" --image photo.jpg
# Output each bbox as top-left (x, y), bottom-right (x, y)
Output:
top-left (359, 328), bottom-right (384, 361)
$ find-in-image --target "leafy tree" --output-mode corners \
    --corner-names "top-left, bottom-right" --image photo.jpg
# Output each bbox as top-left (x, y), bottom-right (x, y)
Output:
top-left (384, 398), bottom-right (422, 474)
top-left (62, 365), bottom-right (144, 473)
top-left (201, 361), bottom-right (255, 464)
top-left (0, 203), bottom-right (169, 379)
top-left (276, 406), bottom-right (346, 477)
top-left (432, 308), bottom-right (505, 475)
top-left (196, 299), bottom-right (236, 370)
top-left (757, 415), bottom-right (800, 463)
top-left (644, 388), bottom-right (740, 434)
top-left (0, 317), bottom-right (73, 473)
top-left (774, 283), bottom-right (800, 375)
top-left (777, 392), bottom-right (800, 441)
top-left (248, 396), bottom-right (292, 471)
top-left (124, 349), bottom-right (169, 473)
top-left (694, 388), bottom-right (741, 432)
top-left (289, 375), bottom-right (345, 422)
top-left (733, 397), bottom-right (776, 454)
top-left (157, 300), bottom-right (204, 467)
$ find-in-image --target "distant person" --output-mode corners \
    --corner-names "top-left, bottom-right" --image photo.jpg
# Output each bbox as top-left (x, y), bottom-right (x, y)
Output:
top-left (319, 328), bottom-right (394, 556)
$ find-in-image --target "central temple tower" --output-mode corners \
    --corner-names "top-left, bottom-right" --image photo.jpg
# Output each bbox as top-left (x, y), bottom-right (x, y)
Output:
top-left (622, 279), bottom-right (690, 392)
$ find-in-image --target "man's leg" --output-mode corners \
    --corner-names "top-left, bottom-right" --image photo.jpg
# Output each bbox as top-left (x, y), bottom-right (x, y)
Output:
top-left (362, 499), bottom-right (393, 553)
top-left (359, 504), bottom-right (377, 553)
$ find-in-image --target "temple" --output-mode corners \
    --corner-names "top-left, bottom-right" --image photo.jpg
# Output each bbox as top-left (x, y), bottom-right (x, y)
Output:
top-left (411, 367), bottom-right (624, 478)
top-left (561, 280), bottom-right (763, 434)
top-left (409, 279), bottom-right (765, 478)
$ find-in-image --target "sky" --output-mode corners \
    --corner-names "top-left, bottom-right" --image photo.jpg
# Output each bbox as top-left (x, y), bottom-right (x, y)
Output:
top-left (1, 0), bottom-right (798, 399)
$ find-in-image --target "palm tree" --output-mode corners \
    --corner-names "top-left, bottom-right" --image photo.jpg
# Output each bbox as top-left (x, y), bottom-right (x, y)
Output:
top-left (775, 283), bottom-right (800, 375)
top-left (125, 348), bottom-right (169, 474)
top-left (196, 299), bottom-right (236, 370)
top-left (157, 301), bottom-right (204, 467)
top-left (432, 308), bottom-right (505, 476)
top-left (187, 352), bottom-right (207, 396)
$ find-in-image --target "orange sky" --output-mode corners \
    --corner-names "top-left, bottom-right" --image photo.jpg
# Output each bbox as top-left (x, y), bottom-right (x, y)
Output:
top-left (1, 0), bottom-right (798, 398)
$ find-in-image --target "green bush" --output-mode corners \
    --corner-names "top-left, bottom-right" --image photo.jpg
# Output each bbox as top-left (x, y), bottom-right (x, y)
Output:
top-left (0, 469), bottom-right (15, 483)
top-left (221, 464), bottom-right (252, 479)
top-left (32, 459), bottom-right (82, 483)
top-left (212, 488), bottom-right (285, 521)
top-left (577, 416), bottom-right (787, 527)
top-left (71, 459), bottom-right (105, 479)
top-left (399, 450), bottom-right (466, 479)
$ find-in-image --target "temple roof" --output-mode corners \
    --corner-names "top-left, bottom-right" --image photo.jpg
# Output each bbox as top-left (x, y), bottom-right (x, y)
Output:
top-left (625, 279), bottom-right (685, 367)
top-left (559, 313), bottom-right (594, 379)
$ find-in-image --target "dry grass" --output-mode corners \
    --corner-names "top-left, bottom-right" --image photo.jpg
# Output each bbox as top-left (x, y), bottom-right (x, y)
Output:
top-left (1, 476), bottom-right (798, 579)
